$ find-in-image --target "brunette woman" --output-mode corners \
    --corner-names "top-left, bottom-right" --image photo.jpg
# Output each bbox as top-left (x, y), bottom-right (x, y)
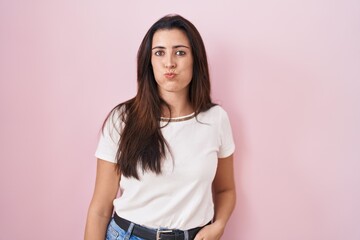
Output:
top-left (84, 14), bottom-right (236, 240)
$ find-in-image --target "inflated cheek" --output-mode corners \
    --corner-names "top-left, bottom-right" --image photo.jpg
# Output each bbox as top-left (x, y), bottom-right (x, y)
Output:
top-left (187, 62), bottom-right (194, 80)
top-left (188, 58), bottom-right (194, 73)
top-left (151, 61), bottom-right (160, 80)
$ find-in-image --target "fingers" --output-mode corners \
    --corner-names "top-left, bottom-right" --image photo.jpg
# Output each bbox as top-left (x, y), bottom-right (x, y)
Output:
top-left (194, 224), bottom-right (222, 240)
top-left (194, 232), bottom-right (208, 240)
top-left (194, 232), bottom-right (204, 240)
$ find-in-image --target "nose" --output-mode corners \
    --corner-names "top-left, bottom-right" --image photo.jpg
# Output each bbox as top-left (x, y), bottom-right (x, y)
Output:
top-left (164, 55), bottom-right (176, 69)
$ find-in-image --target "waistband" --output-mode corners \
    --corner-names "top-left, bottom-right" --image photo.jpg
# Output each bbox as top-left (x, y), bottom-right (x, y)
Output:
top-left (113, 213), bottom-right (209, 240)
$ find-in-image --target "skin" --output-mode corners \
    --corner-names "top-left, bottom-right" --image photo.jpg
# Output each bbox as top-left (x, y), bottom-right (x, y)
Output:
top-left (84, 160), bottom-right (120, 240)
top-left (151, 28), bottom-right (194, 117)
top-left (84, 28), bottom-right (236, 240)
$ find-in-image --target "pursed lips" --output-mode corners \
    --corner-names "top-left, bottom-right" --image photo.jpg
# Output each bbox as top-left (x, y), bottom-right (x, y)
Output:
top-left (164, 72), bottom-right (177, 79)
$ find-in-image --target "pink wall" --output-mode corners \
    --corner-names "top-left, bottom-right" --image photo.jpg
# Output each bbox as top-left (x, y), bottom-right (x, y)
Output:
top-left (1, 0), bottom-right (359, 239)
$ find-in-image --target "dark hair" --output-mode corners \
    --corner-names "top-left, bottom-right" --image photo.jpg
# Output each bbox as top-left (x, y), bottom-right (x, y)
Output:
top-left (102, 14), bottom-right (215, 179)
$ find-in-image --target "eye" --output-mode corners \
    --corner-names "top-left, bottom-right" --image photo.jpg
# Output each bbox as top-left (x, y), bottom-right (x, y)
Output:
top-left (175, 50), bottom-right (186, 56)
top-left (154, 50), bottom-right (165, 56)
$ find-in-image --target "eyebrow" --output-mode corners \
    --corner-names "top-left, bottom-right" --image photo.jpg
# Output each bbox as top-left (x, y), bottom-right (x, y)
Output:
top-left (151, 45), bottom-right (190, 50)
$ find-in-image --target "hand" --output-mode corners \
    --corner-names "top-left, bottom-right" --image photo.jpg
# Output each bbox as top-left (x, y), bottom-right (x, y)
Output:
top-left (193, 222), bottom-right (225, 240)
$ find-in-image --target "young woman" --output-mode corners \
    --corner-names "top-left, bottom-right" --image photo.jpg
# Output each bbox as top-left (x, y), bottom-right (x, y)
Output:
top-left (84, 14), bottom-right (236, 240)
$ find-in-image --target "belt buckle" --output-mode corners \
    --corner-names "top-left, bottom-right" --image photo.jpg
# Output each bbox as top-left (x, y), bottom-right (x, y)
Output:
top-left (156, 229), bottom-right (173, 240)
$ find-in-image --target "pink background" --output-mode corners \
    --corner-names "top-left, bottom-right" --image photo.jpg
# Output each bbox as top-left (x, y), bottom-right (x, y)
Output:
top-left (1, 0), bottom-right (360, 239)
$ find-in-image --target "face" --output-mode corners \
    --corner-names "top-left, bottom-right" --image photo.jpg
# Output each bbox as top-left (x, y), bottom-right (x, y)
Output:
top-left (151, 28), bottom-right (193, 97)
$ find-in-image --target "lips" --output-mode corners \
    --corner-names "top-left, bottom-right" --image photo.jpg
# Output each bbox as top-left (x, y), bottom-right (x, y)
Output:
top-left (164, 73), bottom-right (177, 79)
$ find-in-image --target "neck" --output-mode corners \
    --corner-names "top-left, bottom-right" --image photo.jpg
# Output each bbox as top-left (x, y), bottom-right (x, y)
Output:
top-left (160, 91), bottom-right (193, 118)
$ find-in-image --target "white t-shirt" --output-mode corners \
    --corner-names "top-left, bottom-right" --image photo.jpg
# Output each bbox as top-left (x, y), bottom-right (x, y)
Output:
top-left (95, 105), bottom-right (235, 230)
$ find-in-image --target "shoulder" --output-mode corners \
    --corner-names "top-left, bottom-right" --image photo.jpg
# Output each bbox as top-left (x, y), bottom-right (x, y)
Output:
top-left (102, 103), bottom-right (129, 134)
top-left (198, 105), bottom-right (229, 120)
top-left (207, 105), bottom-right (228, 115)
top-left (195, 105), bottom-right (231, 127)
top-left (107, 99), bottom-right (135, 124)
top-left (106, 106), bottom-right (123, 126)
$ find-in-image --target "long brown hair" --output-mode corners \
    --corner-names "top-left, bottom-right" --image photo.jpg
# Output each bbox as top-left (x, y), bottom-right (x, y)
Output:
top-left (102, 14), bottom-right (215, 179)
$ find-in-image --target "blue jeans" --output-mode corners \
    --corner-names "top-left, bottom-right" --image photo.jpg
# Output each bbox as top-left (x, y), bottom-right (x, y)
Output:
top-left (106, 216), bottom-right (202, 240)
top-left (106, 219), bottom-right (145, 240)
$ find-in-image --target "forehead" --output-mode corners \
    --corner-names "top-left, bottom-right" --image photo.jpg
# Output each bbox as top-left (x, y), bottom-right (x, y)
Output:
top-left (151, 28), bottom-right (190, 47)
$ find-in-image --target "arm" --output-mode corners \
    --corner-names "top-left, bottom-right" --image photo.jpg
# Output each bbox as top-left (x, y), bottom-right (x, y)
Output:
top-left (195, 154), bottom-right (236, 240)
top-left (84, 159), bottom-right (121, 240)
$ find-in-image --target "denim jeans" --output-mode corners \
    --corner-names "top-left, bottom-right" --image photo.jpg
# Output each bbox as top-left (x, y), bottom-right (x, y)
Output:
top-left (106, 219), bottom-right (145, 240)
top-left (106, 217), bottom-right (202, 240)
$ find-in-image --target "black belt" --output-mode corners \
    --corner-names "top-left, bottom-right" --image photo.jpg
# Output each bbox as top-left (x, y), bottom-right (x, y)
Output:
top-left (113, 213), bottom-right (208, 240)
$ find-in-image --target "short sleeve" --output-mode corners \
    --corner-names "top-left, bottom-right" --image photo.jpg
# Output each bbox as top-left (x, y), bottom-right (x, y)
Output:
top-left (94, 111), bottom-right (122, 163)
top-left (218, 108), bottom-right (235, 158)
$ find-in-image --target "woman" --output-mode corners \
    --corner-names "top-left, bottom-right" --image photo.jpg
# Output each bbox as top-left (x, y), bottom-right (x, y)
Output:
top-left (84, 14), bottom-right (236, 240)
